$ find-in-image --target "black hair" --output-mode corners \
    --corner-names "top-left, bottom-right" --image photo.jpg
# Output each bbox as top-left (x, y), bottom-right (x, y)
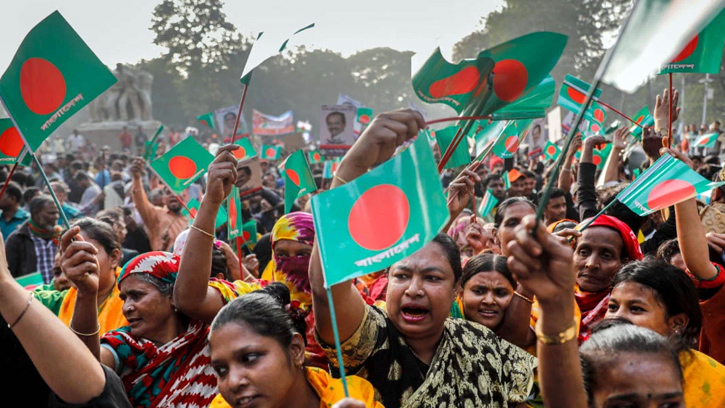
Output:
top-left (73, 171), bottom-right (91, 182)
top-left (612, 259), bottom-right (702, 349)
top-left (11, 172), bottom-right (29, 188)
top-left (541, 187), bottom-right (566, 203)
top-left (431, 233), bottom-right (463, 283)
top-left (211, 245), bottom-right (231, 280)
top-left (28, 195), bottom-right (55, 217)
top-left (224, 112), bottom-right (236, 121)
top-left (482, 173), bottom-right (503, 190)
top-left (553, 221), bottom-right (578, 233)
top-left (254, 233), bottom-right (273, 272)
top-left (71, 161), bottom-right (83, 171)
top-left (580, 321), bottom-right (682, 407)
top-left (326, 111), bottom-right (346, 126)
top-left (461, 253), bottom-right (516, 288)
top-left (522, 170), bottom-right (536, 180)
top-left (72, 217), bottom-right (121, 255)
top-left (22, 187), bottom-right (40, 205)
top-left (494, 197), bottom-right (537, 227)
top-left (2, 181), bottom-right (22, 203)
top-left (211, 282), bottom-right (307, 348)
top-left (656, 239), bottom-right (681, 264)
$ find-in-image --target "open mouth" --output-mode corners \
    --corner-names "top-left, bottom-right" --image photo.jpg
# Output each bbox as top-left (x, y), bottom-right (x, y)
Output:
top-left (400, 305), bottom-right (430, 322)
top-left (235, 396), bottom-right (259, 408)
top-left (477, 309), bottom-right (499, 317)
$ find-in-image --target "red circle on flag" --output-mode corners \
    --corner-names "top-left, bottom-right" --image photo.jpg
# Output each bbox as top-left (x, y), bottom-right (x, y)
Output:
top-left (168, 156), bottom-right (197, 179)
top-left (492, 59), bottom-right (528, 102)
top-left (229, 199), bottom-right (237, 229)
top-left (286, 169), bottom-right (301, 186)
top-left (242, 231), bottom-right (251, 241)
top-left (699, 137), bottom-right (710, 146)
top-left (233, 146), bottom-right (247, 159)
top-left (546, 145), bottom-right (557, 155)
top-left (647, 179), bottom-right (695, 210)
top-left (348, 184), bottom-right (410, 251)
top-left (429, 66), bottom-right (480, 99)
top-left (312, 152), bottom-right (321, 161)
top-left (359, 115), bottom-right (371, 125)
top-left (592, 155), bottom-right (602, 166)
top-left (0, 126), bottom-right (24, 157)
top-left (566, 87), bottom-right (587, 104)
top-left (504, 136), bottom-right (519, 153)
top-left (590, 123), bottom-right (601, 133)
top-left (594, 109), bottom-right (604, 123)
top-left (635, 115), bottom-right (645, 125)
top-left (265, 148), bottom-right (276, 157)
top-left (20, 58), bottom-right (67, 115)
top-left (671, 36), bottom-right (699, 62)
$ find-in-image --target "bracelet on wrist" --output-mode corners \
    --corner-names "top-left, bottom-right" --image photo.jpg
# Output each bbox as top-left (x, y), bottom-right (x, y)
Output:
top-left (69, 319), bottom-right (101, 337)
top-left (535, 317), bottom-right (578, 345)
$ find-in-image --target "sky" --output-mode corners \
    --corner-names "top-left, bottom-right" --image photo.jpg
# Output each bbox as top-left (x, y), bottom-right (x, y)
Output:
top-left (0, 0), bottom-right (504, 71)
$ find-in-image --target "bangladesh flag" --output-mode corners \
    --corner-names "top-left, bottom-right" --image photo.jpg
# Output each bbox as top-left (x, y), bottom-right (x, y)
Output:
top-left (0, 119), bottom-right (27, 164)
top-left (617, 153), bottom-right (725, 216)
top-left (149, 137), bottom-right (214, 195)
top-left (311, 134), bottom-right (449, 286)
top-left (695, 132), bottom-right (719, 148)
top-left (260, 145), bottom-right (282, 160)
top-left (473, 121), bottom-right (505, 158)
top-left (142, 125), bottom-right (164, 161)
top-left (558, 75), bottom-right (607, 125)
top-left (284, 150), bottom-right (317, 213)
top-left (239, 220), bottom-right (258, 247)
top-left (0, 11), bottom-right (116, 152)
top-left (413, 32), bottom-right (567, 117)
top-left (592, 143), bottom-right (613, 169)
top-left (588, 121), bottom-right (604, 136)
top-left (308, 150), bottom-right (324, 164)
top-left (492, 120), bottom-right (532, 159)
top-left (435, 126), bottom-right (470, 169)
top-left (544, 141), bottom-right (561, 161)
top-left (630, 106), bottom-right (655, 140)
top-left (478, 189), bottom-right (499, 217)
top-left (661, 10), bottom-right (725, 74)
top-left (182, 198), bottom-right (228, 229)
top-left (197, 112), bottom-right (215, 129)
top-left (356, 107), bottom-right (373, 126)
top-left (322, 157), bottom-right (342, 179)
top-left (227, 185), bottom-right (244, 239)
top-left (491, 75), bottom-right (556, 120)
top-left (232, 137), bottom-right (257, 161)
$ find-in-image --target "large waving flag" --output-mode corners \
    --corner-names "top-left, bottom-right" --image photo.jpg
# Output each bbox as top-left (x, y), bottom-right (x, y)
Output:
top-left (283, 150), bottom-right (317, 213)
top-left (312, 134), bottom-right (449, 286)
top-left (252, 109), bottom-right (295, 136)
top-left (660, 9), bottom-right (725, 74)
top-left (602, 0), bottom-right (725, 93)
top-left (491, 75), bottom-right (556, 120)
top-left (630, 106), bottom-right (655, 140)
top-left (617, 154), bottom-right (725, 216)
top-left (435, 126), bottom-right (470, 169)
top-left (412, 32), bottom-right (567, 117)
top-left (149, 137), bottom-right (214, 194)
top-left (240, 23), bottom-right (315, 84)
top-left (0, 11), bottom-right (117, 152)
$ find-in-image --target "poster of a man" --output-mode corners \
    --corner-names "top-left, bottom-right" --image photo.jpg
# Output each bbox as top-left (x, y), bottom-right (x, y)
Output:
top-left (236, 156), bottom-right (262, 199)
top-left (215, 105), bottom-right (248, 140)
top-left (524, 118), bottom-right (547, 156)
top-left (319, 104), bottom-right (357, 156)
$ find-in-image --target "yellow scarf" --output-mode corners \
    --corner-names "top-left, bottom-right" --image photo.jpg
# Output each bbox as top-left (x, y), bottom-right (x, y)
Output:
top-left (681, 349), bottom-right (725, 408)
top-left (58, 267), bottom-right (128, 335)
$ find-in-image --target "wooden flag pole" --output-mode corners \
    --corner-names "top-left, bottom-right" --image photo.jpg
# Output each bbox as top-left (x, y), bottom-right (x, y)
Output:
top-left (425, 115), bottom-right (491, 126)
top-left (0, 161), bottom-right (20, 201)
top-left (230, 85), bottom-right (249, 146)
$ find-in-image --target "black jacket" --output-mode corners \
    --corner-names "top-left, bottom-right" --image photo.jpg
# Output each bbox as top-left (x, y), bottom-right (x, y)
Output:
top-left (6, 221), bottom-right (38, 279)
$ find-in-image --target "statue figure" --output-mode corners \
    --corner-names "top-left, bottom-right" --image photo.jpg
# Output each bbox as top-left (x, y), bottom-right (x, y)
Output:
top-left (88, 63), bottom-right (154, 122)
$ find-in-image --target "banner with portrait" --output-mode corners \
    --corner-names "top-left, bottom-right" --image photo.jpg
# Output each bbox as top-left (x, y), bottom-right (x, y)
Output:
top-left (215, 105), bottom-right (249, 141)
top-left (252, 109), bottom-right (295, 136)
top-left (319, 104), bottom-right (357, 156)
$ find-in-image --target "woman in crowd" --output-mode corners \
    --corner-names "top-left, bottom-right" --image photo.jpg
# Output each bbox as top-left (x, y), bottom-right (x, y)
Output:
top-left (35, 217), bottom-right (127, 334)
top-left (207, 282), bottom-right (382, 408)
top-left (310, 110), bottom-right (537, 408)
top-left (605, 260), bottom-right (725, 406)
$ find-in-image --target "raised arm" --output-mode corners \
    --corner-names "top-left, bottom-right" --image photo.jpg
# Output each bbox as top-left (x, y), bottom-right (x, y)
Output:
top-left (577, 135), bottom-right (607, 220)
top-left (0, 234), bottom-right (106, 405)
top-left (600, 127), bottom-right (627, 185)
top-left (312, 110), bottom-right (425, 345)
top-left (175, 145), bottom-right (239, 324)
top-left (557, 133), bottom-right (581, 192)
top-left (129, 158), bottom-right (157, 230)
top-left (506, 215), bottom-right (587, 408)
top-left (442, 162), bottom-right (481, 233)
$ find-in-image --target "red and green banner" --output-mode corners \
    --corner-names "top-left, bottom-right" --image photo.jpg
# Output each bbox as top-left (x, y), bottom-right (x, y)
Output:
top-left (149, 137), bottom-right (214, 195)
top-left (695, 132), bottom-right (719, 148)
top-left (182, 198), bottom-right (228, 229)
top-left (283, 150), bottom-right (317, 213)
top-left (0, 11), bottom-right (116, 152)
top-left (491, 75), bottom-right (556, 120)
top-left (544, 141), bottom-right (561, 161)
top-left (478, 189), bottom-right (499, 217)
top-left (308, 150), bottom-right (324, 164)
top-left (197, 112), bottom-right (215, 130)
top-left (260, 144), bottom-right (282, 160)
top-left (413, 32), bottom-right (567, 117)
top-left (435, 126), bottom-right (470, 169)
top-left (227, 185), bottom-right (244, 239)
top-left (232, 137), bottom-right (258, 161)
top-left (630, 106), bottom-right (655, 140)
top-left (311, 134), bottom-right (449, 286)
top-left (660, 10), bottom-right (725, 74)
top-left (322, 157), bottom-right (342, 179)
top-left (617, 153), bottom-right (725, 216)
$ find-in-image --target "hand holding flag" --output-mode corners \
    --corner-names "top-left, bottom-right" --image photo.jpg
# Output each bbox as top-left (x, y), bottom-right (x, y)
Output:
top-left (205, 144), bottom-right (241, 206)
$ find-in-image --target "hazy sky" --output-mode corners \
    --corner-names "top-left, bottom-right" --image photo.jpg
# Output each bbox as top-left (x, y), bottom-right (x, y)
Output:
top-left (1, 0), bottom-right (504, 71)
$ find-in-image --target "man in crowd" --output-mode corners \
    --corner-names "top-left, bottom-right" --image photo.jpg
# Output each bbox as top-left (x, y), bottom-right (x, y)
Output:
top-left (74, 171), bottom-right (104, 216)
top-left (6, 195), bottom-right (60, 283)
top-left (66, 129), bottom-right (85, 153)
top-left (541, 187), bottom-right (568, 226)
top-left (49, 181), bottom-right (81, 224)
top-left (0, 181), bottom-right (28, 239)
top-left (119, 126), bottom-right (133, 152)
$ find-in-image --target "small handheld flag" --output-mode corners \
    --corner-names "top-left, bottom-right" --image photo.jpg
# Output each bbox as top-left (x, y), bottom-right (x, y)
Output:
top-left (197, 112), bottom-right (216, 130)
top-left (232, 137), bottom-right (258, 161)
top-left (183, 198), bottom-right (228, 229)
top-left (630, 106), bottom-right (655, 140)
top-left (308, 150), bottom-right (324, 164)
top-left (283, 150), bottom-right (317, 213)
top-left (435, 126), bottom-right (471, 169)
top-left (478, 189), bottom-right (499, 217)
top-left (260, 145), bottom-right (282, 160)
top-left (142, 125), bottom-right (164, 161)
top-left (239, 220), bottom-right (258, 247)
top-left (544, 141), bottom-right (561, 161)
top-left (227, 186), bottom-right (244, 239)
top-left (149, 137), bottom-right (214, 195)
top-left (322, 157), bottom-right (342, 179)
top-left (694, 132), bottom-right (719, 148)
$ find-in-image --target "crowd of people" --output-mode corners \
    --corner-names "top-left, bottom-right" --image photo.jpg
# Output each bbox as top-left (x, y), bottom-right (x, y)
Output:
top-left (1, 84), bottom-right (725, 408)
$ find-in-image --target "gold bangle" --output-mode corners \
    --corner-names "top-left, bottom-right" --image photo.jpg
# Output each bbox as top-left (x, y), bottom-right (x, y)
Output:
top-left (8, 293), bottom-right (33, 329)
top-left (535, 318), bottom-right (578, 345)
top-left (333, 172), bottom-right (347, 185)
top-left (190, 224), bottom-right (215, 239)
top-left (69, 320), bottom-right (101, 337)
top-left (513, 291), bottom-right (534, 304)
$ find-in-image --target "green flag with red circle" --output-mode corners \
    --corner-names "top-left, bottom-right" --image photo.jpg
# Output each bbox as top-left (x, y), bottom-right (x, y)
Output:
top-left (557, 75), bottom-right (607, 125)
top-left (616, 153), bottom-right (725, 216)
top-left (239, 220), bottom-right (258, 247)
top-left (630, 106), bottom-right (655, 140)
top-left (492, 120), bottom-right (532, 159)
top-left (0, 119), bottom-right (30, 164)
top-left (197, 112), bottom-right (216, 130)
top-left (434, 126), bottom-right (470, 169)
top-left (478, 189), bottom-right (499, 217)
top-left (592, 143), bottom-right (612, 170)
top-left (660, 10), bottom-right (725, 74)
top-left (413, 32), bottom-right (567, 118)
top-left (308, 150), bottom-right (324, 164)
top-left (182, 198), bottom-right (228, 229)
top-left (544, 141), bottom-right (561, 161)
top-left (0, 11), bottom-right (117, 152)
top-left (695, 132), bottom-right (719, 148)
top-left (322, 157), bottom-right (341, 179)
top-left (232, 137), bottom-right (258, 161)
top-left (149, 137), bottom-right (214, 195)
top-left (284, 150), bottom-right (317, 213)
top-left (260, 144), bottom-right (282, 160)
top-left (311, 134), bottom-right (449, 286)
top-left (356, 107), bottom-right (373, 126)
top-left (227, 185), bottom-right (244, 239)
top-left (491, 75), bottom-right (556, 120)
